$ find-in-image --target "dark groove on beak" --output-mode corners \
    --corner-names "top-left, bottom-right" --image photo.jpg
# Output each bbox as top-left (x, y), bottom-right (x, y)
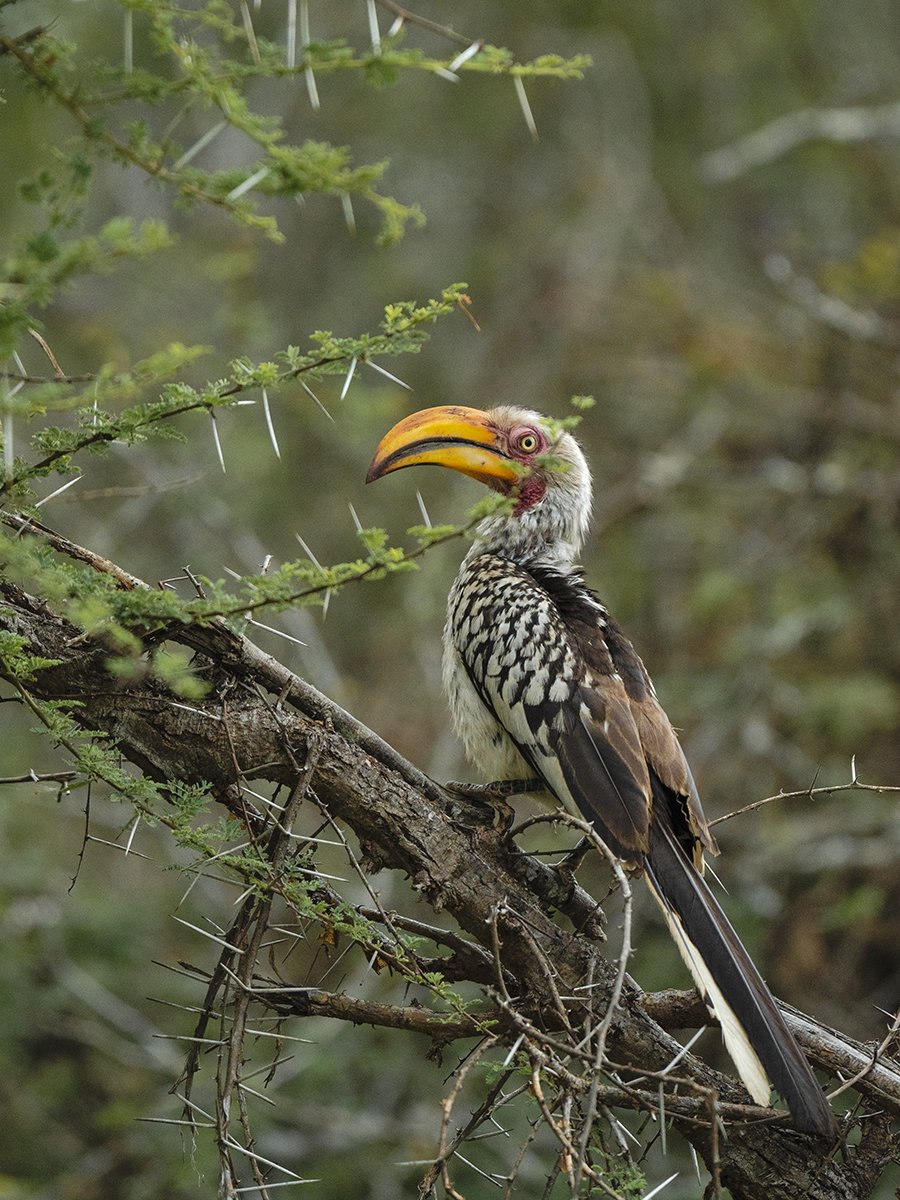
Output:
top-left (366, 436), bottom-right (510, 483)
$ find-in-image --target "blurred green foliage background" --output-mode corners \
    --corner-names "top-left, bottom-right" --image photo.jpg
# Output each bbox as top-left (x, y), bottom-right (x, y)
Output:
top-left (0, 1), bottom-right (898, 1196)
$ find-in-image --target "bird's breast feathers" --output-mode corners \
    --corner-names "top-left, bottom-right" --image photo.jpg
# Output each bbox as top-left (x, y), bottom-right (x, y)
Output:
top-left (443, 554), bottom-right (593, 790)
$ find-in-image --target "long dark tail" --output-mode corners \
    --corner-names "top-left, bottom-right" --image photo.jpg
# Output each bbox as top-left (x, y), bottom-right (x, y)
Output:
top-left (645, 814), bottom-right (835, 1139)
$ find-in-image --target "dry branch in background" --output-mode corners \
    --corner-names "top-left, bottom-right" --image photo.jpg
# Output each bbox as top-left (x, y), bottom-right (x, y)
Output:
top-left (0, 514), bottom-right (898, 1200)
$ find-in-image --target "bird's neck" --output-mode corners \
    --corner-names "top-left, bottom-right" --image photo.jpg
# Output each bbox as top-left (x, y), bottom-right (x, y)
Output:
top-left (470, 507), bottom-right (583, 571)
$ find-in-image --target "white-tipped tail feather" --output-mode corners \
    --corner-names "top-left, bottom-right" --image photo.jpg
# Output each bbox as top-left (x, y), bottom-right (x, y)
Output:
top-left (645, 814), bottom-right (836, 1137)
top-left (646, 874), bottom-right (771, 1105)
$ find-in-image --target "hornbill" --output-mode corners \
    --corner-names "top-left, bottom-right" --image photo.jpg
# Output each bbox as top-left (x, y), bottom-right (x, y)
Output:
top-left (367, 404), bottom-right (836, 1140)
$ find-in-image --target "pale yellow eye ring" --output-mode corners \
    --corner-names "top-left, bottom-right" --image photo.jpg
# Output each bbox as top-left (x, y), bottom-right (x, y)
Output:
top-left (518, 433), bottom-right (538, 453)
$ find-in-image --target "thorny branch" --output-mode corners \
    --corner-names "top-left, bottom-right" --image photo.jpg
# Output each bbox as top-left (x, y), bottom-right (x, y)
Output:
top-left (374, 0), bottom-right (476, 47)
top-left (0, 519), bottom-right (898, 1199)
top-left (710, 778), bottom-right (900, 828)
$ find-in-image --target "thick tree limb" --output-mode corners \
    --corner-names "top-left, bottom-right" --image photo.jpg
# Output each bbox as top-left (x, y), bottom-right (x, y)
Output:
top-left (1, 515), bottom-right (898, 1199)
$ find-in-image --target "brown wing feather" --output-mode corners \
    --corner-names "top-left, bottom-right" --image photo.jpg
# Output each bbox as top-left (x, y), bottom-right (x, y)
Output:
top-left (549, 676), bottom-right (651, 867)
top-left (631, 691), bottom-right (718, 860)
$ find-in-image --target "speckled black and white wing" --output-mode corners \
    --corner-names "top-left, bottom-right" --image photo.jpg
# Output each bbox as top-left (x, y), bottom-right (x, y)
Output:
top-left (443, 551), bottom-right (653, 865)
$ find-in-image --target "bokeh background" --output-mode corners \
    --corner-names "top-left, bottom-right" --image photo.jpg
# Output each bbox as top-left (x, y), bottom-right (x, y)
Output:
top-left (1, 2), bottom-right (898, 1196)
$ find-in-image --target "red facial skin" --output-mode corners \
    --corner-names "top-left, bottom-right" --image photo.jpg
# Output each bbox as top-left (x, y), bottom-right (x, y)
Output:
top-left (499, 423), bottom-right (549, 515)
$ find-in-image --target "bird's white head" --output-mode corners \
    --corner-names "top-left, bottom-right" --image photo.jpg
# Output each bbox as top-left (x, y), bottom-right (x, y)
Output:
top-left (366, 404), bottom-right (592, 565)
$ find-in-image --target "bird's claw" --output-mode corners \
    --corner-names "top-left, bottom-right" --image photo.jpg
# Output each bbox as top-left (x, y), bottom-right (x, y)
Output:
top-left (446, 778), bottom-right (543, 801)
top-left (557, 835), bottom-right (593, 875)
top-left (443, 778), bottom-right (540, 833)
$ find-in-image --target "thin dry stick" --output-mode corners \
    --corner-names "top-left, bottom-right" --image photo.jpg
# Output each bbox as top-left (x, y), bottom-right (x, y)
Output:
top-left (215, 764), bottom-right (319, 1196)
top-left (373, 0), bottom-right (473, 46)
top-left (571, 823), bottom-right (634, 1192)
top-left (710, 776), bottom-right (900, 828)
top-left (433, 1038), bottom-right (497, 1199)
top-left (419, 1059), bottom-right (514, 1196)
top-left (501, 1115), bottom-right (542, 1199)
top-left (828, 1006), bottom-right (900, 1104)
top-left (527, 1058), bottom-right (624, 1200)
top-left (704, 1088), bottom-right (723, 1199)
top-left (28, 328), bottom-right (67, 378)
top-left (498, 902), bottom-right (574, 1035)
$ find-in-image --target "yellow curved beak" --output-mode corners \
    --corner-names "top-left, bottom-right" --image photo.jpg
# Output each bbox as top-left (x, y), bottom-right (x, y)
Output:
top-left (366, 405), bottom-right (520, 490)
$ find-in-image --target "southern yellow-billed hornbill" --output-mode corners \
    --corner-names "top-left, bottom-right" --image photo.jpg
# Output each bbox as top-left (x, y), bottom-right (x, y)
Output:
top-left (367, 404), bottom-right (836, 1139)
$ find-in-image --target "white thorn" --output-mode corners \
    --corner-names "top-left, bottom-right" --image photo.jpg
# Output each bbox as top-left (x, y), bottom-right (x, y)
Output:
top-left (238, 0), bottom-right (260, 64)
top-left (172, 916), bottom-right (246, 953)
top-left (286, 0), bottom-right (297, 69)
top-left (300, 0), bottom-right (320, 111)
top-left (448, 41), bottom-right (481, 72)
top-left (642, 1172), bottom-right (679, 1200)
top-left (339, 355), bottom-right (357, 399)
top-left (299, 377), bottom-right (333, 421)
top-left (513, 76), bottom-right (538, 142)
top-left (415, 490), bottom-right (432, 527)
top-left (123, 8), bottom-right (133, 73)
top-left (35, 474), bottom-right (82, 508)
top-left (260, 554), bottom-right (272, 574)
top-left (261, 386), bottom-right (281, 459)
top-left (294, 532), bottom-right (322, 569)
top-left (1, 371), bottom-right (12, 482)
top-left (659, 1026), bottom-right (707, 1076)
top-left (850, 754), bottom-right (858, 783)
top-left (347, 501), bottom-right (363, 533)
top-left (704, 860), bottom-right (729, 894)
top-left (226, 166), bottom-right (270, 202)
top-left (366, 0), bottom-right (381, 52)
top-left (168, 701), bottom-right (221, 720)
top-left (246, 617), bottom-right (308, 647)
top-left (124, 814), bottom-right (140, 855)
top-left (387, 16), bottom-right (404, 36)
top-left (341, 192), bottom-right (356, 234)
top-left (305, 64), bottom-right (320, 111)
top-left (501, 1033), bottom-right (524, 1067)
top-left (172, 121), bottom-right (227, 170)
top-left (613, 1115), bottom-right (641, 1146)
top-left (689, 1146), bottom-right (702, 1185)
top-left (434, 68), bottom-right (460, 83)
top-left (365, 358), bottom-right (412, 390)
top-left (210, 411), bottom-right (226, 473)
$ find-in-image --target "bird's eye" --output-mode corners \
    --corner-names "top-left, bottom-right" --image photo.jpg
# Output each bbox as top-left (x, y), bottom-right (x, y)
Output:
top-left (516, 431), bottom-right (539, 454)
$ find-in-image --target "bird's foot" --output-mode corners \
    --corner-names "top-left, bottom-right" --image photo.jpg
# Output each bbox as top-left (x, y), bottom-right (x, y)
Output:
top-left (443, 778), bottom-right (542, 833)
top-left (446, 778), bottom-right (544, 801)
top-left (557, 835), bottom-right (593, 876)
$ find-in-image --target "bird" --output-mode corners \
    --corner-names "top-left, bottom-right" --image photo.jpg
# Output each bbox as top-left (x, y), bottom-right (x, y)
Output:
top-left (366, 403), bottom-right (836, 1140)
